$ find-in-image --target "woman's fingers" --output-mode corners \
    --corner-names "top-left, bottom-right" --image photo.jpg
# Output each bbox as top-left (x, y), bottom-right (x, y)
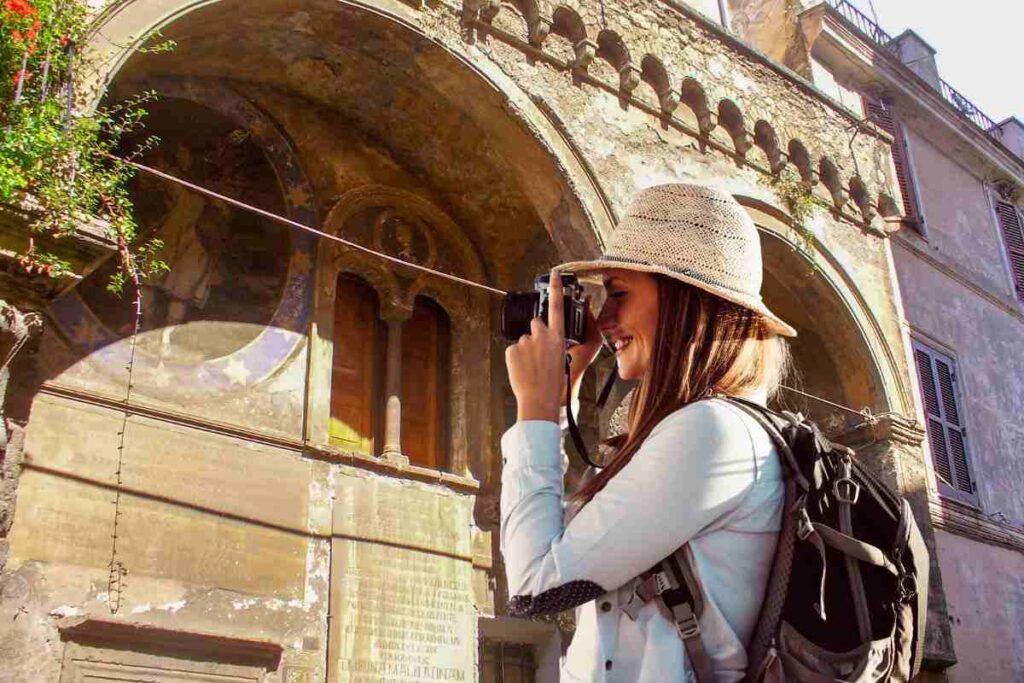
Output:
top-left (548, 268), bottom-right (565, 339)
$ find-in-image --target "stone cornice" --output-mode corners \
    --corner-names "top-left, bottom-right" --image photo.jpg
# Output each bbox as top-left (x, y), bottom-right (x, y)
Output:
top-left (930, 496), bottom-right (1024, 555)
top-left (892, 233), bottom-right (1024, 326)
top-left (456, 0), bottom-right (900, 235)
top-left (838, 411), bottom-right (925, 448)
top-left (803, 4), bottom-right (1024, 186)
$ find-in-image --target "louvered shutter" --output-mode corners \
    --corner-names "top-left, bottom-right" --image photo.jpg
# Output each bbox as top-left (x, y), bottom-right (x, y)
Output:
top-left (865, 98), bottom-right (920, 226)
top-left (912, 340), bottom-right (978, 505)
top-left (995, 200), bottom-right (1024, 299)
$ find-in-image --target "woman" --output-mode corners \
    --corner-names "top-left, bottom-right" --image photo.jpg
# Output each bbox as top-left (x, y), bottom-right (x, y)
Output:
top-left (502, 183), bottom-right (796, 682)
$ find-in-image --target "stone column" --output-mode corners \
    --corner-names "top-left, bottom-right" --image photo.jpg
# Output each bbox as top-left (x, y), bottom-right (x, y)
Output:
top-left (840, 412), bottom-right (958, 671)
top-left (380, 316), bottom-right (408, 465)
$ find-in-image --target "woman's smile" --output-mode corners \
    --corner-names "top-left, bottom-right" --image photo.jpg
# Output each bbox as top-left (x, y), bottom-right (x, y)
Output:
top-left (596, 269), bottom-right (660, 381)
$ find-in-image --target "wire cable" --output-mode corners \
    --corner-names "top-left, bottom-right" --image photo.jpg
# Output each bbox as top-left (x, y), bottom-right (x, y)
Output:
top-left (114, 155), bottom-right (887, 421)
top-left (115, 156), bottom-right (509, 297)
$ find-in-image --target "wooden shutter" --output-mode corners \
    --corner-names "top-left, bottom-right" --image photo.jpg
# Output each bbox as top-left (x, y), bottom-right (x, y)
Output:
top-left (912, 340), bottom-right (978, 505)
top-left (401, 297), bottom-right (450, 470)
top-left (330, 274), bottom-right (383, 453)
top-left (865, 98), bottom-right (920, 226)
top-left (995, 200), bottom-right (1024, 299)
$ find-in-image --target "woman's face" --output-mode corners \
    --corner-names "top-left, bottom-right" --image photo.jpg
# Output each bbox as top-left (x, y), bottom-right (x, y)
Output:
top-left (595, 269), bottom-right (660, 381)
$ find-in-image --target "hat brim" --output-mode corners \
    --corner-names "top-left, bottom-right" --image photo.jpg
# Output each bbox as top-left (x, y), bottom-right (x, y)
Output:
top-left (556, 259), bottom-right (797, 338)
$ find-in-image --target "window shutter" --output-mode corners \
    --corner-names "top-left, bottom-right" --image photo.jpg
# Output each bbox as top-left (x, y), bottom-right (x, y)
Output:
top-left (912, 341), bottom-right (978, 505)
top-left (995, 200), bottom-right (1024, 299)
top-left (330, 274), bottom-right (384, 453)
top-left (401, 296), bottom-right (450, 470)
top-left (865, 98), bottom-right (920, 225)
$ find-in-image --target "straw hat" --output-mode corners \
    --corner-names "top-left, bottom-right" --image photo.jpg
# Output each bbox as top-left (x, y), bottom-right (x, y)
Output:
top-left (557, 183), bottom-right (796, 337)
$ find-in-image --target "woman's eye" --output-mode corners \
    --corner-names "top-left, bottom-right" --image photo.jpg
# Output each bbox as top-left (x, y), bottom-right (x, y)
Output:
top-left (608, 291), bottom-right (626, 299)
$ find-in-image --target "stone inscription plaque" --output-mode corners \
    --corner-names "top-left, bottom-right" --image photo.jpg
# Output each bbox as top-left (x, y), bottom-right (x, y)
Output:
top-left (329, 539), bottom-right (475, 683)
top-left (332, 470), bottom-right (472, 557)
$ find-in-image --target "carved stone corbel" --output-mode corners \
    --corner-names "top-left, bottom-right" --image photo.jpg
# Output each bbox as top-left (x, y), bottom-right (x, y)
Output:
top-left (656, 87), bottom-right (680, 117)
top-left (618, 63), bottom-right (641, 96)
top-left (461, 0), bottom-right (500, 31)
top-left (570, 39), bottom-right (596, 73)
top-left (528, 18), bottom-right (551, 48)
top-left (993, 179), bottom-right (1019, 203)
top-left (732, 131), bottom-right (753, 158)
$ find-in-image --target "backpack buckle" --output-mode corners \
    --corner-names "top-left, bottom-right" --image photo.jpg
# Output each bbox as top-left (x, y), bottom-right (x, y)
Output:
top-left (833, 477), bottom-right (861, 505)
top-left (622, 571), bottom-right (671, 621)
top-left (796, 509), bottom-right (815, 541)
top-left (673, 605), bottom-right (701, 639)
top-left (898, 573), bottom-right (918, 602)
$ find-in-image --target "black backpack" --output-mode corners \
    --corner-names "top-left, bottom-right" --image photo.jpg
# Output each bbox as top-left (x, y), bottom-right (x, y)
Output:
top-left (621, 396), bottom-right (929, 682)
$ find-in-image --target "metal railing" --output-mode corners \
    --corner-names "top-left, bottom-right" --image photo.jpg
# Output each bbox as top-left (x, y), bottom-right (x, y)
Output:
top-left (939, 78), bottom-right (999, 134)
top-left (823, 0), bottom-right (1001, 140)
top-left (825, 0), bottom-right (899, 54)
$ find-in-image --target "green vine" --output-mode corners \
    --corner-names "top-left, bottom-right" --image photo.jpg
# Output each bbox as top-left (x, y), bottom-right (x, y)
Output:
top-left (0, 0), bottom-right (170, 293)
top-left (759, 165), bottom-right (817, 253)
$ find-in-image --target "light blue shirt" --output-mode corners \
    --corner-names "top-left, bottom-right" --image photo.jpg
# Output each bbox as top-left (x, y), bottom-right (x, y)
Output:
top-left (500, 397), bottom-right (783, 682)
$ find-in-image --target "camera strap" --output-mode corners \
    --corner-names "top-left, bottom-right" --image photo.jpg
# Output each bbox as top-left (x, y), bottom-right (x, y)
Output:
top-left (564, 355), bottom-right (617, 470)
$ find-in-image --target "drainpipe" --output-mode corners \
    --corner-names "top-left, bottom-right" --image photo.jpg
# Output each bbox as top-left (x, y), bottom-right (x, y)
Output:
top-left (717, 0), bottom-right (731, 32)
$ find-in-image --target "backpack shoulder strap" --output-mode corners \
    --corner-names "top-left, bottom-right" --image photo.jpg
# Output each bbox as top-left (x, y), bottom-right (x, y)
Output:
top-left (717, 396), bottom-right (811, 492)
top-left (623, 545), bottom-right (714, 683)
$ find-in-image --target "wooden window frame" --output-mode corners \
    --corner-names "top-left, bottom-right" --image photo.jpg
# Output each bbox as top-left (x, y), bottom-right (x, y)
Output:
top-left (992, 197), bottom-right (1024, 301)
top-left (329, 273), bottom-right (387, 455)
top-left (400, 295), bottom-right (451, 471)
top-left (911, 339), bottom-right (979, 507)
top-left (864, 96), bottom-right (926, 234)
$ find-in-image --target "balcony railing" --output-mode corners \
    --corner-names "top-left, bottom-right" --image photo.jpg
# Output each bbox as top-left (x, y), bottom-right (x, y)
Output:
top-left (825, 0), bottom-right (899, 54)
top-left (823, 0), bottom-right (1001, 141)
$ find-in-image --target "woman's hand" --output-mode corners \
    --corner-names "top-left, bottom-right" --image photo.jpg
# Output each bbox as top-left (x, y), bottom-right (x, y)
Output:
top-left (506, 269), bottom-right (572, 423)
top-left (566, 295), bottom-right (603, 401)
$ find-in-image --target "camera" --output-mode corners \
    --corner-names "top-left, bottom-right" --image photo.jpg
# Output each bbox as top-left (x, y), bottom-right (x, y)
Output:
top-left (501, 272), bottom-right (587, 345)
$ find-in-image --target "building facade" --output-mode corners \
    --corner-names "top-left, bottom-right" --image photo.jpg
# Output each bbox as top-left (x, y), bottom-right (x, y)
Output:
top-left (0, 0), bottom-right (979, 680)
top-left (729, 1), bottom-right (1024, 681)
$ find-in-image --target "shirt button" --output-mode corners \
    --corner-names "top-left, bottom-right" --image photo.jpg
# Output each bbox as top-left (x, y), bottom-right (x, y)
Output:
top-left (600, 601), bottom-right (612, 612)
top-left (605, 660), bottom-right (613, 670)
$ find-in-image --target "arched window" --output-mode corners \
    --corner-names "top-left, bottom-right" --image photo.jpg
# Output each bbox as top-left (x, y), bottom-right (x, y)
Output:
top-left (401, 296), bottom-right (450, 469)
top-left (330, 274), bottom-right (385, 453)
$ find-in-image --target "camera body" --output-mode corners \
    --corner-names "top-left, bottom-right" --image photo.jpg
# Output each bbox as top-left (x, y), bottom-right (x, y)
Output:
top-left (501, 272), bottom-right (587, 345)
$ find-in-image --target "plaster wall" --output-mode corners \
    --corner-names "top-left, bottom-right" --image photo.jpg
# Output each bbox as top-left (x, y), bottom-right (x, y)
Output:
top-left (891, 239), bottom-right (1024, 525)
top-left (931, 529), bottom-right (1024, 682)
top-left (900, 129), bottom-right (1016, 298)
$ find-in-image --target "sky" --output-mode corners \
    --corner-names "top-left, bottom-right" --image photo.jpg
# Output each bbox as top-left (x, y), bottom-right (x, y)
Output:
top-left (846, 0), bottom-right (1022, 123)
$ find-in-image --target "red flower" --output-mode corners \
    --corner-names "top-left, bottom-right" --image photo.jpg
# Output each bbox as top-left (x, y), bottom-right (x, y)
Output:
top-left (12, 68), bottom-right (31, 88)
top-left (4, 0), bottom-right (37, 16)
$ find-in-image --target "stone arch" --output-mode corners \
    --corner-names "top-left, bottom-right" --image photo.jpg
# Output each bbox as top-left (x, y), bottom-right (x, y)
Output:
top-left (738, 198), bottom-right (912, 420)
top-left (548, 5), bottom-right (592, 71)
top-left (848, 175), bottom-right (876, 223)
top-left (680, 77), bottom-right (715, 136)
top-left (316, 186), bottom-right (490, 476)
top-left (81, 0), bottom-right (613, 257)
top-left (787, 139), bottom-right (817, 186)
top-left (717, 99), bottom-right (752, 160)
top-left (595, 29), bottom-right (639, 96)
top-left (753, 120), bottom-right (784, 174)
top-left (640, 54), bottom-right (678, 116)
top-left (819, 156), bottom-right (846, 210)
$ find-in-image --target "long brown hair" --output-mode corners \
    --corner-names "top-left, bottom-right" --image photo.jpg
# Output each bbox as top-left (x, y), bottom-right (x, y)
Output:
top-left (572, 275), bottom-right (790, 505)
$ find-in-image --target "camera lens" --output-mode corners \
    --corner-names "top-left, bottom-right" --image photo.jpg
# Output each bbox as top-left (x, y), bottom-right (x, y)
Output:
top-left (500, 292), bottom-right (540, 340)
